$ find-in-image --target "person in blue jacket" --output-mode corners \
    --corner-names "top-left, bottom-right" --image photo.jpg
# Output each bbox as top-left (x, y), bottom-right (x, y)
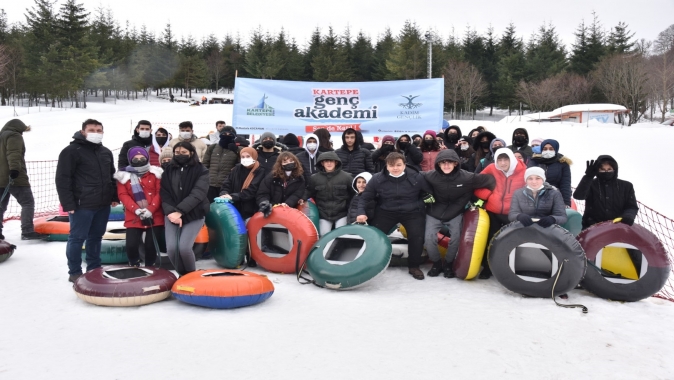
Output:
top-left (527, 139), bottom-right (572, 207)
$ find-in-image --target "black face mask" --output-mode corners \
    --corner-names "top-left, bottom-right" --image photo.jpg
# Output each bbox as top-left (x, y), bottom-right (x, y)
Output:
top-left (156, 137), bottom-right (168, 146)
top-left (173, 154), bottom-right (190, 165)
top-left (514, 135), bottom-right (527, 146)
top-left (447, 134), bottom-right (459, 143)
top-left (161, 162), bottom-right (170, 170)
top-left (131, 157), bottom-right (148, 167)
top-left (424, 139), bottom-right (434, 145)
top-left (414, 139), bottom-right (421, 146)
top-left (480, 141), bottom-right (491, 149)
top-left (262, 140), bottom-right (275, 149)
top-left (597, 172), bottom-right (615, 181)
top-left (382, 144), bottom-right (394, 152)
top-left (398, 142), bottom-right (410, 150)
top-left (282, 163), bottom-right (296, 171)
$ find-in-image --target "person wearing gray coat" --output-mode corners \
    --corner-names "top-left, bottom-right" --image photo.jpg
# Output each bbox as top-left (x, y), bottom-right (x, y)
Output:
top-left (509, 167), bottom-right (567, 228)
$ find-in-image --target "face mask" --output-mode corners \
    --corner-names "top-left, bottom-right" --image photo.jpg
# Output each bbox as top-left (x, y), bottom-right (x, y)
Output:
top-left (138, 131), bottom-right (151, 139)
top-left (514, 136), bottom-right (526, 145)
top-left (597, 172), bottom-right (615, 181)
top-left (282, 163), bottom-right (296, 171)
top-left (173, 154), bottom-right (190, 165)
top-left (156, 136), bottom-right (168, 146)
top-left (131, 157), bottom-right (148, 167)
top-left (85, 133), bottom-right (104, 144)
top-left (541, 151), bottom-right (556, 159)
top-left (447, 134), bottom-right (459, 143)
top-left (161, 162), bottom-right (170, 170)
top-left (424, 139), bottom-right (434, 145)
top-left (382, 144), bottom-right (394, 152)
top-left (306, 143), bottom-right (317, 151)
top-left (241, 158), bottom-right (255, 167)
top-left (389, 171), bottom-right (405, 178)
top-left (179, 132), bottom-right (192, 140)
top-left (527, 185), bottom-right (544, 191)
top-left (262, 140), bottom-right (275, 149)
top-left (398, 142), bottom-right (410, 150)
top-left (480, 141), bottom-right (491, 149)
top-left (460, 144), bottom-right (469, 151)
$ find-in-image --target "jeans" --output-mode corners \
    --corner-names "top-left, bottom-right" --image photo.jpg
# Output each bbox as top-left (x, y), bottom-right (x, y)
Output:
top-left (372, 209), bottom-right (425, 268)
top-left (0, 186), bottom-right (36, 234)
top-left (164, 217), bottom-right (204, 275)
top-left (319, 217), bottom-right (347, 236)
top-left (424, 213), bottom-right (463, 263)
top-left (66, 206), bottom-right (111, 275)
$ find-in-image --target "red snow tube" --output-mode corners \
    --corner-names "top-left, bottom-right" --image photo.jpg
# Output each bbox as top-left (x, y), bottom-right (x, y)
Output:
top-left (453, 207), bottom-right (490, 280)
top-left (577, 221), bottom-right (671, 302)
top-left (247, 205), bottom-right (318, 273)
top-left (0, 240), bottom-right (16, 264)
top-left (73, 266), bottom-right (177, 306)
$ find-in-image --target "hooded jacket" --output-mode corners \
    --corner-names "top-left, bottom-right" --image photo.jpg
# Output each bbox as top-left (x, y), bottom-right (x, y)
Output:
top-left (474, 148), bottom-right (527, 215)
top-left (572, 155), bottom-right (638, 229)
top-left (304, 151), bottom-right (354, 222)
top-left (443, 125), bottom-right (462, 148)
top-left (56, 131), bottom-right (118, 211)
top-left (509, 182), bottom-right (568, 225)
top-left (219, 163), bottom-right (267, 220)
top-left (507, 128), bottom-right (533, 157)
top-left (347, 172), bottom-right (375, 224)
top-left (472, 131), bottom-right (496, 171)
top-left (114, 166), bottom-right (164, 228)
top-left (358, 166), bottom-right (432, 216)
top-left (424, 150), bottom-right (495, 222)
top-left (456, 136), bottom-right (476, 172)
top-left (335, 128), bottom-right (374, 176)
top-left (169, 134), bottom-right (208, 162)
top-left (396, 134), bottom-right (423, 171)
top-left (119, 132), bottom-right (153, 169)
top-left (283, 133), bottom-right (305, 155)
top-left (0, 119), bottom-right (30, 187)
top-left (149, 129), bottom-right (172, 166)
top-left (528, 139), bottom-right (572, 206)
top-left (296, 133), bottom-right (322, 184)
top-left (252, 141), bottom-right (288, 173)
top-left (475, 137), bottom-right (506, 174)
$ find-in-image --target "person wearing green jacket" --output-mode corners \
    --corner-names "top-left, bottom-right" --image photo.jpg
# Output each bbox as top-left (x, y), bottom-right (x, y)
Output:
top-left (0, 119), bottom-right (45, 240)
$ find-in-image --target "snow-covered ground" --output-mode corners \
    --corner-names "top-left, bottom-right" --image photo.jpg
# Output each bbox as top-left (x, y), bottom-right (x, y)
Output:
top-left (0, 97), bottom-right (673, 379)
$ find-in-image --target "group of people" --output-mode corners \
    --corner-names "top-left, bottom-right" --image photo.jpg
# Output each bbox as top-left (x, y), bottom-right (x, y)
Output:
top-left (0, 117), bottom-right (638, 283)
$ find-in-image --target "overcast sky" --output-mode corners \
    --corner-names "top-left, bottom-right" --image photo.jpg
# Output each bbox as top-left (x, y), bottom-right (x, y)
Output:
top-left (4, 0), bottom-right (674, 49)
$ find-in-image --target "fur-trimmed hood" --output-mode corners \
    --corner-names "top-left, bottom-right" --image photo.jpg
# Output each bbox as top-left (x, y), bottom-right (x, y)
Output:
top-left (114, 166), bottom-right (163, 184)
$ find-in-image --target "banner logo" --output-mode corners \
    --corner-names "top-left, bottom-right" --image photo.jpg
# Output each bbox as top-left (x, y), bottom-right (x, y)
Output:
top-left (247, 94), bottom-right (275, 116)
top-left (400, 95), bottom-right (422, 109)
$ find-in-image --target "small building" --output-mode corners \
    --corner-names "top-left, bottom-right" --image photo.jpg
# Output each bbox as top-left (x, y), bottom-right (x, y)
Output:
top-left (547, 104), bottom-right (629, 124)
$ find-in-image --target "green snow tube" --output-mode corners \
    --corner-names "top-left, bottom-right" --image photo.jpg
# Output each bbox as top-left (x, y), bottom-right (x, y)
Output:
top-left (562, 209), bottom-right (583, 237)
top-left (305, 224), bottom-right (392, 290)
top-left (205, 200), bottom-right (247, 268)
top-left (299, 201), bottom-right (320, 232)
top-left (82, 240), bottom-right (127, 264)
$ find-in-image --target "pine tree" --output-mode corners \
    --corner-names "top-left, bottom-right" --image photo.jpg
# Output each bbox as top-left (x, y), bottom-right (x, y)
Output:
top-left (462, 26), bottom-right (484, 69)
top-left (495, 23), bottom-right (526, 112)
top-left (312, 26), bottom-right (352, 81)
top-left (303, 28), bottom-right (321, 80)
top-left (607, 22), bottom-right (636, 54)
top-left (482, 27), bottom-right (499, 115)
top-left (372, 28), bottom-right (394, 80)
top-left (524, 23), bottom-right (567, 82)
top-left (351, 31), bottom-right (374, 81)
top-left (386, 21), bottom-right (425, 79)
top-left (569, 20), bottom-right (590, 74)
top-left (585, 12), bottom-right (606, 70)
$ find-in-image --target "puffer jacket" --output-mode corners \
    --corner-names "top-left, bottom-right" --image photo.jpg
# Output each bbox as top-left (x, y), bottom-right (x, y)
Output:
top-left (507, 127), bottom-right (533, 157)
top-left (253, 141), bottom-right (288, 173)
top-left (335, 128), bottom-right (374, 176)
top-left (0, 119), bottom-right (30, 187)
top-left (396, 134), bottom-right (423, 171)
top-left (474, 149), bottom-right (527, 215)
top-left (424, 150), bottom-right (495, 222)
top-left (572, 155), bottom-right (638, 229)
top-left (169, 134), bottom-right (208, 162)
top-left (508, 183), bottom-right (568, 225)
top-left (528, 153), bottom-right (572, 206)
top-left (55, 131), bottom-right (118, 211)
top-left (114, 166), bottom-right (164, 228)
top-left (202, 144), bottom-right (241, 187)
top-left (160, 162), bottom-right (210, 223)
top-left (256, 171), bottom-right (305, 208)
top-left (347, 172), bottom-right (375, 224)
top-left (358, 167), bottom-right (432, 215)
top-left (219, 164), bottom-right (267, 220)
top-left (305, 151), bottom-right (354, 222)
top-left (119, 134), bottom-right (152, 168)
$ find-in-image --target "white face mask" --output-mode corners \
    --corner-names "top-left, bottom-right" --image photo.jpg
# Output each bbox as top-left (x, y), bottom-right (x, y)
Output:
top-left (138, 130), bottom-right (151, 138)
top-left (180, 131), bottom-right (192, 140)
top-left (460, 144), bottom-right (469, 151)
top-left (241, 158), bottom-right (255, 167)
top-left (306, 143), bottom-right (317, 151)
top-left (85, 133), bottom-right (104, 144)
top-left (389, 171), bottom-right (405, 178)
top-left (541, 151), bottom-right (555, 159)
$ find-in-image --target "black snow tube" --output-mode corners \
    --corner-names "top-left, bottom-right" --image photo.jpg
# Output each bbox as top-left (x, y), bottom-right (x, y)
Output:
top-left (489, 223), bottom-right (587, 298)
top-left (577, 221), bottom-right (671, 302)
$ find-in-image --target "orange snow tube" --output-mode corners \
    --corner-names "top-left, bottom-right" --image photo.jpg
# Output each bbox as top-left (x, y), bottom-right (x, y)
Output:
top-left (247, 205), bottom-right (318, 273)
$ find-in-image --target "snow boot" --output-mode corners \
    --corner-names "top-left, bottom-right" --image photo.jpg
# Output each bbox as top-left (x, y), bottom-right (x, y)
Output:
top-left (479, 267), bottom-right (492, 279)
top-left (68, 273), bottom-right (82, 283)
top-left (408, 267), bottom-right (425, 280)
top-left (427, 260), bottom-right (444, 277)
top-left (443, 263), bottom-right (456, 278)
top-left (21, 231), bottom-right (47, 240)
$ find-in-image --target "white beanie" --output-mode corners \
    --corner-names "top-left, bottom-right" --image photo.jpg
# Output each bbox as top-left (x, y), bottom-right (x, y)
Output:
top-left (524, 166), bottom-right (546, 182)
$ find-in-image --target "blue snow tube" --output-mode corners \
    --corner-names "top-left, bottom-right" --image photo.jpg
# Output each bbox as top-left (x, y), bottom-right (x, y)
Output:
top-left (109, 204), bottom-right (125, 221)
top-left (205, 200), bottom-right (247, 268)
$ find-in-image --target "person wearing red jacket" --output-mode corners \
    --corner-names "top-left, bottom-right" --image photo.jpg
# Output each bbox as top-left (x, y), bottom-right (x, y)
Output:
top-left (473, 148), bottom-right (526, 279)
top-left (148, 128), bottom-right (171, 166)
top-left (114, 147), bottom-right (164, 267)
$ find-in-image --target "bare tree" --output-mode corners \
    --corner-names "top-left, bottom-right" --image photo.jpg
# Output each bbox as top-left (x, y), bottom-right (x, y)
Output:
top-left (595, 54), bottom-right (651, 125)
top-left (206, 49), bottom-right (224, 94)
top-left (0, 45), bottom-right (9, 86)
top-left (458, 63), bottom-right (486, 116)
top-left (563, 74), bottom-right (593, 105)
top-left (443, 59), bottom-right (467, 117)
top-left (650, 25), bottom-right (674, 121)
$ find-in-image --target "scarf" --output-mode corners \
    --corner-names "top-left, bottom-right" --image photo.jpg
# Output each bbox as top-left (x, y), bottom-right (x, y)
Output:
top-left (241, 162), bottom-right (260, 191)
top-left (124, 164), bottom-right (150, 209)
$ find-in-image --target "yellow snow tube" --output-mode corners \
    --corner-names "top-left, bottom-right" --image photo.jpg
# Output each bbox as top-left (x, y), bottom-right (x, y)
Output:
top-left (601, 246), bottom-right (639, 280)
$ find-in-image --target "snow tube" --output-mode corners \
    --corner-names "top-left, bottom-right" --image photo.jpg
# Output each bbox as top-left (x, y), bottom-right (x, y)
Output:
top-left (305, 225), bottom-right (392, 290)
top-left (248, 205), bottom-right (318, 273)
top-left (193, 225), bottom-right (209, 259)
top-left (171, 269), bottom-right (274, 309)
top-left (34, 216), bottom-right (70, 241)
top-left (299, 200), bottom-right (320, 232)
top-left (577, 221), bottom-right (671, 302)
top-left (73, 266), bottom-right (177, 306)
top-left (205, 201), bottom-right (247, 268)
top-left (82, 240), bottom-right (128, 264)
top-left (109, 204), bottom-right (125, 221)
top-left (453, 207), bottom-right (490, 280)
top-left (0, 240), bottom-right (16, 264)
top-left (489, 223), bottom-right (587, 298)
top-left (561, 209), bottom-right (583, 237)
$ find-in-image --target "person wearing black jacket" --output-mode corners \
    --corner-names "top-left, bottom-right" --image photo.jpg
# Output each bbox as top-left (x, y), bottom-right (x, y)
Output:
top-left (314, 128), bottom-right (333, 152)
top-left (160, 142), bottom-right (210, 275)
top-left (573, 155), bottom-right (638, 230)
top-left (282, 133), bottom-right (305, 156)
top-left (472, 131), bottom-right (496, 173)
top-left (119, 120), bottom-right (153, 168)
top-left (219, 147), bottom-right (266, 221)
top-left (256, 152), bottom-right (305, 217)
top-left (335, 128), bottom-right (374, 176)
top-left (528, 139), bottom-right (572, 206)
top-left (253, 131), bottom-right (288, 173)
top-left (396, 134), bottom-right (422, 171)
top-left (55, 119), bottom-right (119, 283)
top-left (507, 128), bottom-right (533, 157)
top-left (456, 136), bottom-right (475, 172)
top-left (423, 150), bottom-right (495, 278)
top-left (347, 172), bottom-right (374, 224)
top-left (296, 133), bottom-right (321, 185)
top-left (371, 135), bottom-right (397, 173)
top-left (443, 125), bottom-right (462, 150)
top-left (357, 152), bottom-right (433, 280)
top-left (305, 151), bottom-right (354, 236)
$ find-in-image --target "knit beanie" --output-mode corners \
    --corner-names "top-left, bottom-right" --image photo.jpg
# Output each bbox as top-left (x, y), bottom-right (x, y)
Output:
top-left (524, 166), bottom-right (546, 182)
top-left (531, 137), bottom-right (544, 146)
top-left (159, 146), bottom-right (173, 162)
top-left (424, 130), bottom-right (437, 139)
top-left (260, 131), bottom-right (276, 142)
top-left (381, 135), bottom-right (396, 145)
top-left (128, 146), bottom-right (149, 162)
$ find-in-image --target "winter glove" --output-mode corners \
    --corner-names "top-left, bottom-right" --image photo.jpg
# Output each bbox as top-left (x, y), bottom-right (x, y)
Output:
top-left (537, 216), bottom-right (556, 228)
top-left (140, 209), bottom-right (153, 220)
top-left (516, 214), bottom-right (534, 227)
top-left (9, 170), bottom-right (19, 179)
top-left (422, 193), bottom-right (435, 204)
top-left (135, 208), bottom-right (143, 216)
top-left (474, 199), bottom-right (485, 208)
top-left (259, 201), bottom-right (272, 218)
top-left (585, 160), bottom-right (598, 177)
top-left (620, 216), bottom-right (635, 226)
top-left (227, 143), bottom-right (238, 153)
